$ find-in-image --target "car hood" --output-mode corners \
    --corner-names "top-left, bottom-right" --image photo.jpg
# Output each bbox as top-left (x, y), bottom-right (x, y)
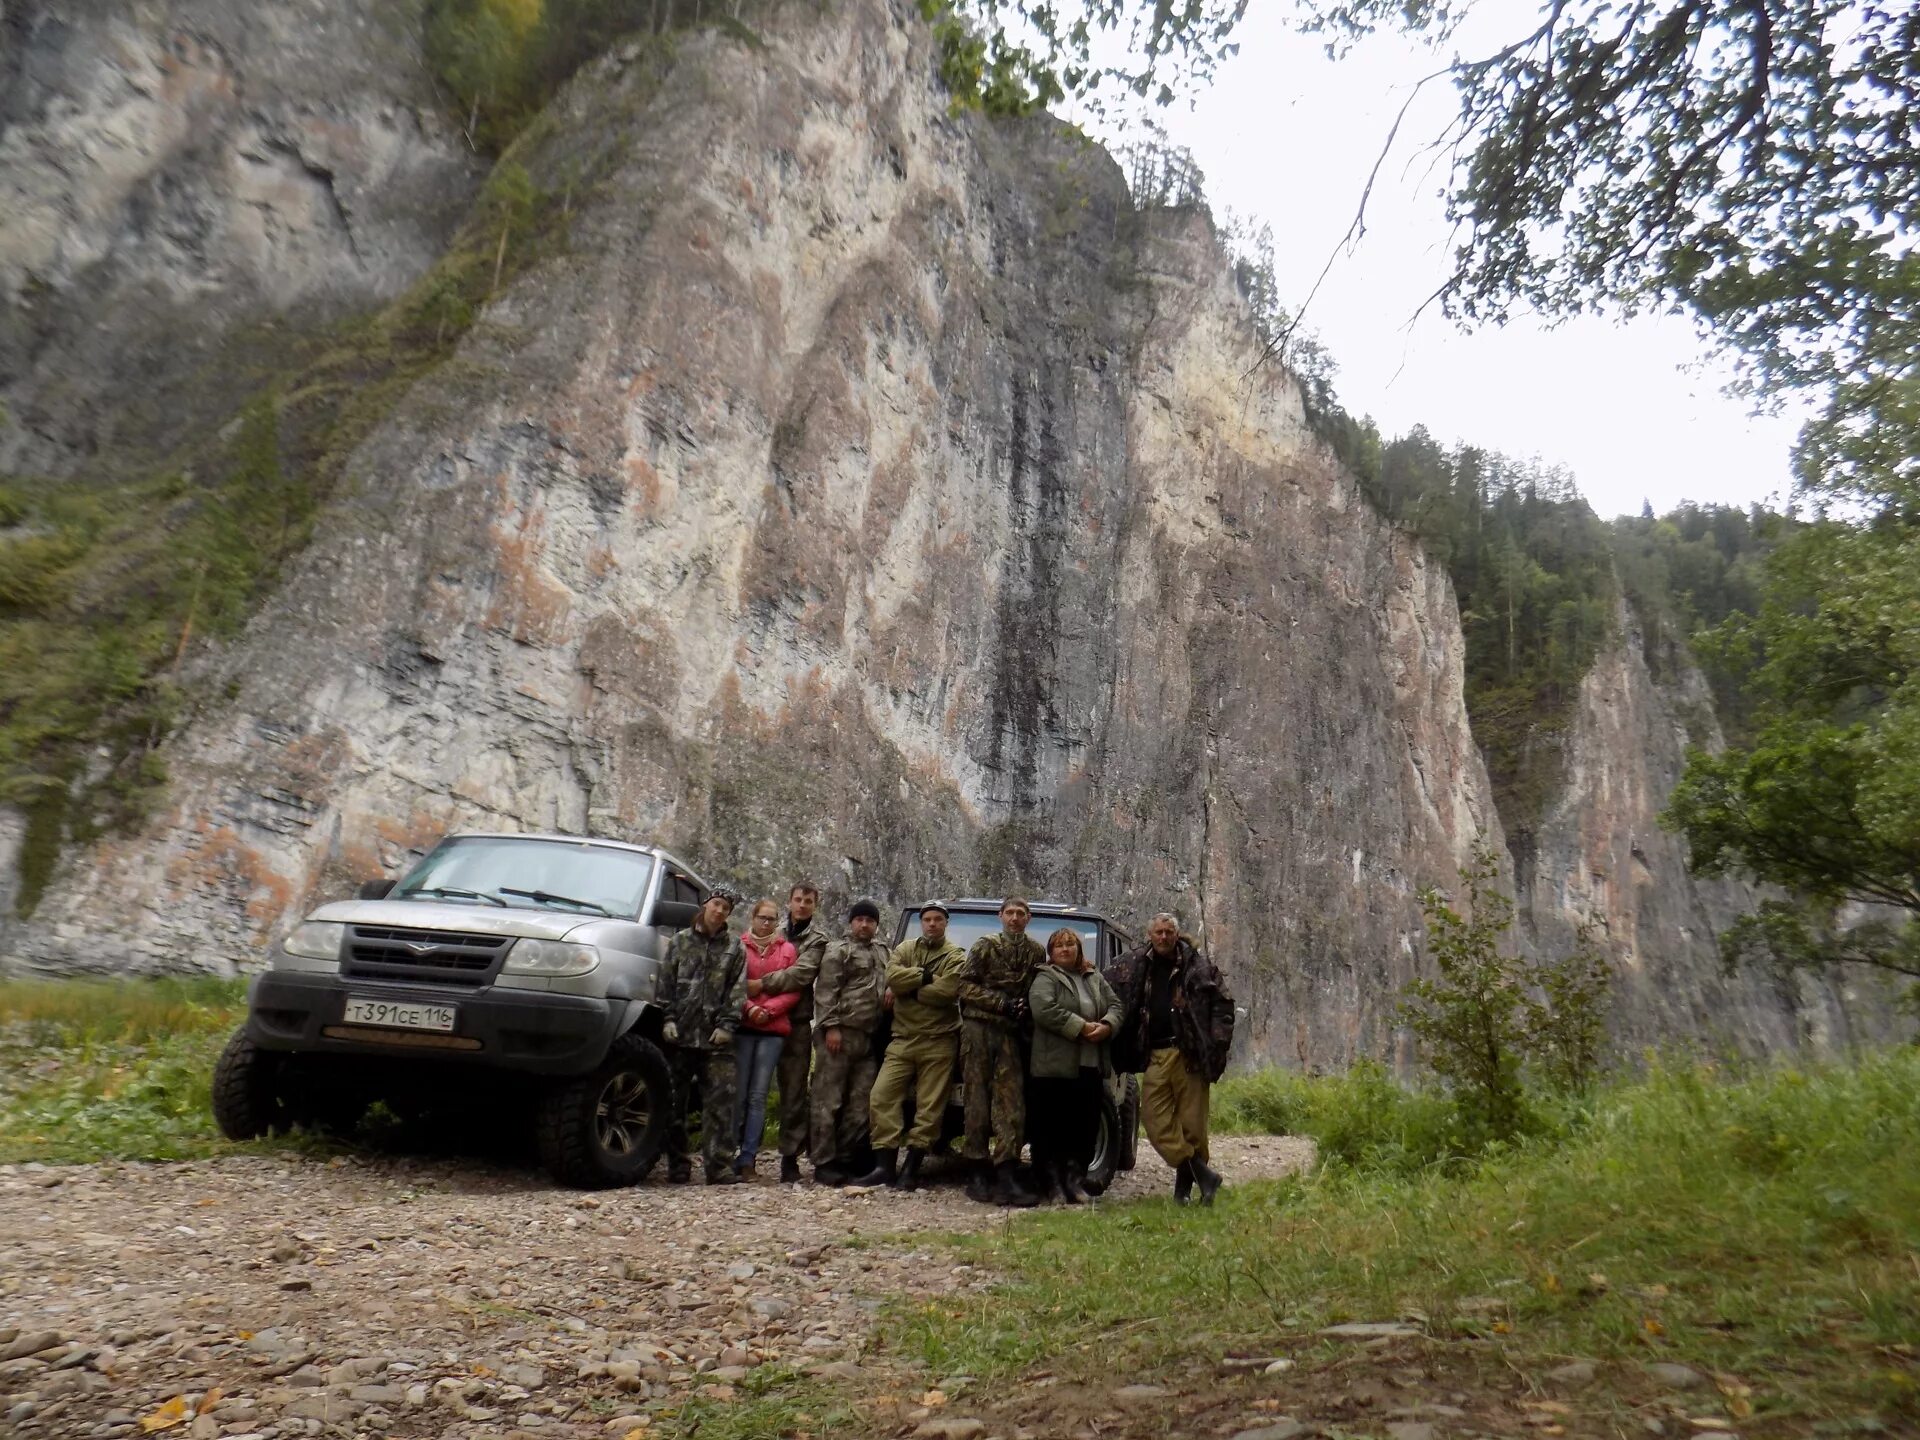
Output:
top-left (306, 899), bottom-right (597, 941)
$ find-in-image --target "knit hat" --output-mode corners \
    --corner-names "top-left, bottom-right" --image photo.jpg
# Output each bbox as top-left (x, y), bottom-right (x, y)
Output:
top-left (848, 898), bottom-right (881, 923)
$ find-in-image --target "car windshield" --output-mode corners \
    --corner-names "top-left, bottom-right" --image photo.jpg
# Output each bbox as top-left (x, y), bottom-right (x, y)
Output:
top-left (396, 837), bottom-right (655, 918)
top-left (931, 911), bottom-right (1102, 961)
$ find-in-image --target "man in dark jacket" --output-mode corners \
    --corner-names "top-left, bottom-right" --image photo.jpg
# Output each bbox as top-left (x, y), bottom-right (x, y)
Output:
top-left (1106, 912), bottom-right (1234, 1204)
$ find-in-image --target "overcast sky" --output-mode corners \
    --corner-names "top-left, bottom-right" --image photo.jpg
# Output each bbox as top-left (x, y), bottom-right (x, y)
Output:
top-left (1079, 3), bottom-right (1804, 522)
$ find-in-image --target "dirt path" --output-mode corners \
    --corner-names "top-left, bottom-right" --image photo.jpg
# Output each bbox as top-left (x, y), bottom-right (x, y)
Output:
top-left (0, 1138), bottom-right (1313, 1440)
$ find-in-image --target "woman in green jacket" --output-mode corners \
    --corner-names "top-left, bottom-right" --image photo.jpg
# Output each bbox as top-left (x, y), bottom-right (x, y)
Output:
top-left (1027, 928), bottom-right (1123, 1203)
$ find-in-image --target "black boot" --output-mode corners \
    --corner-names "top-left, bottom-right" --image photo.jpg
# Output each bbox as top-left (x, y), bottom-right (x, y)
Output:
top-left (1173, 1158), bottom-right (1194, 1205)
top-left (779, 1156), bottom-right (802, 1184)
top-left (1028, 1159), bottom-right (1058, 1204)
top-left (964, 1160), bottom-right (996, 1205)
top-left (813, 1160), bottom-right (851, 1186)
top-left (666, 1159), bottom-right (692, 1185)
top-left (894, 1148), bottom-right (927, 1192)
top-left (1058, 1161), bottom-right (1087, 1205)
top-left (994, 1161), bottom-right (1039, 1208)
top-left (1193, 1157), bottom-right (1224, 1206)
top-left (850, 1149), bottom-right (896, 1188)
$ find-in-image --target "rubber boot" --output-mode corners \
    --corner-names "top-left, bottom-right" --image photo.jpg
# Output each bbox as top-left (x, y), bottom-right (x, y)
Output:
top-left (1027, 1156), bottom-right (1058, 1203)
top-left (994, 1161), bottom-right (1039, 1208)
top-left (705, 1163), bottom-right (739, 1186)
top-left (779, 1156), bottom-right (802, 1184)
top-left (1193, 1157), bottom-right (1224, 1206)
top-left (1058, 1161), bottom-right (1087, 1205)
top-left (850, 1149), bottom-right (897, 1188)
top-left (894, 1148), bottom-right (927, 1192)
top-left (813, 1160), bottom-right (851, 1186)
top-left (965, 1159), bottom-right (996, 1205)
top-left (666, 1159), bottom-right (693, 1185)
top-left (1173, 1158), bottom-right (1194, 1205)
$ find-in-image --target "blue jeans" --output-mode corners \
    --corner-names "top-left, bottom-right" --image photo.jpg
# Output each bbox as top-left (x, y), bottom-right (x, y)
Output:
top-left (733, 1031), bottom-right (785, 1168)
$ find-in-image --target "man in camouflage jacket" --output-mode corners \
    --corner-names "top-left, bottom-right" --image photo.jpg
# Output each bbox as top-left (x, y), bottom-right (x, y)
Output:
top-left (656, 891), bottom-right (748, 1185)
top-left (1106, 913), bottom-right (1235, 1204)
top-left (852, 902), bottom-right (967, 1192)
top-left (750, 881), bottom-right (830, 1182)
top-left (958, 897), bottom-right (1045, 1207)
top-left (805, 898), bottom-right (892, 1184)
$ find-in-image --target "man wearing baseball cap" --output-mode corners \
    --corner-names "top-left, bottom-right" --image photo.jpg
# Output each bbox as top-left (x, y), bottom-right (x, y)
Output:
top-left (806, 898), bottom-right (893, 1184)
top-left (852, 901), bottom-right (966, 1191)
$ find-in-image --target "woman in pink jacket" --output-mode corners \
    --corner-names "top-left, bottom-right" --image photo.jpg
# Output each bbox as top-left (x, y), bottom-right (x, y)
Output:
top-left (733, 898), bottom-right (799, 1176)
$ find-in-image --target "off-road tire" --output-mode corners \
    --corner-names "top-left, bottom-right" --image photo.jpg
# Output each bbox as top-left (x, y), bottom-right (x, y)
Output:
top-left (535, 1034), bottom-right (674, 1189)
top-left (211, 1028), bottom-right (287, 1139)
top-left (1087, 1086), bottom-right (1125, 1192)
top-left (1118, 1074), bottom-right (1140, 1172)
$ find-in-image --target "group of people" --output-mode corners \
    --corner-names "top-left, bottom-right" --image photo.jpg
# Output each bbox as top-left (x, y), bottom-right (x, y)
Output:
top-left (653, 885), bottom-right (1237, 1206)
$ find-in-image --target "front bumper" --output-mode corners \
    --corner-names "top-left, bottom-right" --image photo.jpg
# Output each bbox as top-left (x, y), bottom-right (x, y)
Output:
top-left (246, 971), bottom-right (623, 1077)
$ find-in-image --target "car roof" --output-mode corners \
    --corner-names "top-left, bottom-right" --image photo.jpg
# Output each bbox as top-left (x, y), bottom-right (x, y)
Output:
top-left (447, 831), bottom-right (667, 857)
top-left (900, 898), bottom-right (1122, 925)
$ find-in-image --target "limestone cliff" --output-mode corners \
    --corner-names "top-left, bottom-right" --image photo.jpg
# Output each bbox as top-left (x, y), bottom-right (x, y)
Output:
top-left (1515, 600), bottom-right (1895, 1052)
top-left (0, 0), bottom-right (1869, 1062)
top-left (1, 0), bottom-right (481, 478)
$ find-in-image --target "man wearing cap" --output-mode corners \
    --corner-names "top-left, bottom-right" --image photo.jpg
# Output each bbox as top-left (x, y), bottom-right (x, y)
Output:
top-left (806, 899), bottom-right (893, 1185)
top-left (852, 901), bottom-right (967, 1192)
top-left (958, 896), bottom-right (1044, 1207)
top-left (656, 889), bottom-right (748, 1185)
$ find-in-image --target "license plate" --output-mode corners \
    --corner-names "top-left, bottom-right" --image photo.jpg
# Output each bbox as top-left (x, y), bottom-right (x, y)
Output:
top-left (342, 996), bottom-right (457, 1032)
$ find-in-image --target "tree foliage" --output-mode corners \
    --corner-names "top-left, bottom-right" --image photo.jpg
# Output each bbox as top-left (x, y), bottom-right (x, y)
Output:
top-left (922, 0), bottom-right (1250, 114)
top-left (425, 0), bottom-right (755, 150)
top-left (1402, 849), bottom-right (1614, 1141)
top-left (1664, 514), bottom-right (1920, 989)
top-left (1340, 427), bottom-right (1618, 823)
top-left (1296, 0), bottom-right (1918, 509)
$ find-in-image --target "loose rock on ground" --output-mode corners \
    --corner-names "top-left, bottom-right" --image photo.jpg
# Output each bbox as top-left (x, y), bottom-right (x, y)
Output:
top-left (0, 1138), bottom-right (1311, 1438)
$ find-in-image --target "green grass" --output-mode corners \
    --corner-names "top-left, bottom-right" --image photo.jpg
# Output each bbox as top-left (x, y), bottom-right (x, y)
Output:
top-left (0, 977), bottom-right (254, 1163)
top-left (1212, 1058), bottom-right (1485, 1174)
top-left (888, 1053), bottom-right (1920, 1432)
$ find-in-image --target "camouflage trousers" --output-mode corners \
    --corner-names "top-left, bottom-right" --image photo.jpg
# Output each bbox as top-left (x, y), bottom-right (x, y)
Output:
top-left (777, 1017), bottom-right (811, 1159)
top-left (961, 1018), bottom-right (1026, 1166)
top-left (665, 1043), bottom-right (737, 1175)
top-left (808, 1027), bottom-right (878, 1168)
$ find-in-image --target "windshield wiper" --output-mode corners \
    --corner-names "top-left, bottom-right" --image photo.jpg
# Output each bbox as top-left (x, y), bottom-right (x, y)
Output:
top-left (499, 887), bottom-right (614, 916)
top-left (404, 885), bottom-right (508, 907)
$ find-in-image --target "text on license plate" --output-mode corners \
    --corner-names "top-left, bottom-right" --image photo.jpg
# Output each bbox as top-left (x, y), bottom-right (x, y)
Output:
top-left (343, 997), bottom-right (457, 1032)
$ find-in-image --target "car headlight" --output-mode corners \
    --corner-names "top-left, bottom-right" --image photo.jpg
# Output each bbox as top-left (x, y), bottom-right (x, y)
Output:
top-left (503, 938), bottom-right (600, 976)
top-left (282, 921), bottom-right (346, 960)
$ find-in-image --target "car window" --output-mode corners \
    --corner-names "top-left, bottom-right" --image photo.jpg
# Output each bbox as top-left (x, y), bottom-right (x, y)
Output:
top-left (938, 912), bottom-right (1103, 960)
top-left (668, 873), bottom-right (703, 905)
top-left (395, 837), bottom-right (655, 917)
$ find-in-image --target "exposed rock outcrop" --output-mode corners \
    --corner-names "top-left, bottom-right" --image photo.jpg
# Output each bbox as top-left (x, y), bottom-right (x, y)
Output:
top-left (1, 0), bottom-right (1876, 1060)
top-left (1516, 600), bottom-right (1891, 1051)
top-left (0, 0), bottom-right (481, 478)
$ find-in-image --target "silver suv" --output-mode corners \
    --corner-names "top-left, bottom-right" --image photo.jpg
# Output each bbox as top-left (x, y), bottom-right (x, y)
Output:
top-left (213, 832), bottom-right (714, 1187)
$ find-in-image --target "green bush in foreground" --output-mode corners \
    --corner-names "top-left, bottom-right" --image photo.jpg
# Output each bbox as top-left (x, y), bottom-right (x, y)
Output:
top-left (901, 1052), bottom-right (1920, 1428)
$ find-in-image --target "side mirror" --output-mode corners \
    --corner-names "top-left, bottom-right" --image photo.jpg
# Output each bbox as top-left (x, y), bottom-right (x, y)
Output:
top-left (649, 899), bottom-right (700, 931)
top-left (358, 879), bottom-right (396, 900)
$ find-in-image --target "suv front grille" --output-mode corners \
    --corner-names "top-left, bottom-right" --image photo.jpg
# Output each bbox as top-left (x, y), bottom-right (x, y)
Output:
top-left (344, 925), bottom-right (513, 987)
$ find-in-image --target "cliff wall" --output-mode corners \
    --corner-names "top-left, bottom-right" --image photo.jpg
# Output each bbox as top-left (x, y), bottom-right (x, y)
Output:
top-left (0, 0), bottom-right (1870, 1060)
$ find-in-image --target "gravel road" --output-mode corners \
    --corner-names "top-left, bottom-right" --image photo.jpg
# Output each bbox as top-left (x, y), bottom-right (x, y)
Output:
top-left (0, 1137), bottom-right (1313, 1440)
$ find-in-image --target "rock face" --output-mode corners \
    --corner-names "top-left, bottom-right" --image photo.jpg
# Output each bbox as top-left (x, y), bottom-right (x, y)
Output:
top-left (0, 0), bottom-right (1871, 1059)
top-left (0, 0), bottom-right (481, 478)
top-left (1515, 600), bottom-right (1891, 1051)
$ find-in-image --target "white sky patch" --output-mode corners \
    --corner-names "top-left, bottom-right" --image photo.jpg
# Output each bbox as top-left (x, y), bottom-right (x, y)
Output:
top-left (1068, 1), bottom-right (1808, 521)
